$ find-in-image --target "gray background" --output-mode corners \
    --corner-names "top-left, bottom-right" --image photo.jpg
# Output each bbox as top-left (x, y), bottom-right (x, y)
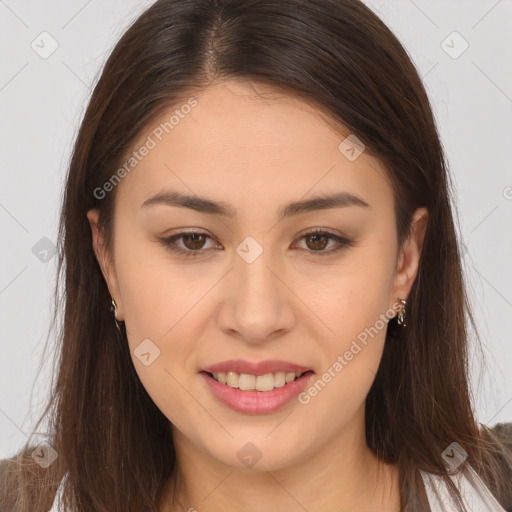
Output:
top-left (1, 0), bottom-right (511, 460)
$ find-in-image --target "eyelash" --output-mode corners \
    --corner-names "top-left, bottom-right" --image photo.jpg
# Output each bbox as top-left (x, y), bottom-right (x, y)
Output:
top-left (158, 228), bottom-right (353, 257)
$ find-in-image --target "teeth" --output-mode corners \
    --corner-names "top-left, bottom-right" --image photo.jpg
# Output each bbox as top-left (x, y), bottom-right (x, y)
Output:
top-left (239, 373), bottom-right (256, 390)
top-left (226, 371), bottom-right (239, 388)
top-left (255, 373), bottom-right (274, 392)
top-left (210, 370), bottom-right (307, 391)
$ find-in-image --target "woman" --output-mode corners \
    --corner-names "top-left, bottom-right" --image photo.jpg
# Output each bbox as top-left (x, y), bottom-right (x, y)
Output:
top-left (1, 0), bottom-right (511, 511)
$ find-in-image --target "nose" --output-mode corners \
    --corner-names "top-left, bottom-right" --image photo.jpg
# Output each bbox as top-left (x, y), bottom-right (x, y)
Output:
top-left (216, 244), bottom-right (297, 344)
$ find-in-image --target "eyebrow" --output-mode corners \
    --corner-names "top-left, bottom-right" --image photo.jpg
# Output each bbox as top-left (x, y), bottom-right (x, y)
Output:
top-left (140, 190), bottom-right (370, 220)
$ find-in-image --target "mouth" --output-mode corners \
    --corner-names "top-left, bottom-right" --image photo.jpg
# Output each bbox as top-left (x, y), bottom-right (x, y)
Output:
top-left (202, 369), bottom-right (314, 392)
top-left (199, 367), bottom-right (315, 414)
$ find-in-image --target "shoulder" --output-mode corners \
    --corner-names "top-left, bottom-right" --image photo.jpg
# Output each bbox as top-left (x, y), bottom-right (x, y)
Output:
top-left (0, 447), bottom-right (63, 512)
top-left (420, 422), bottom-right (512, 511)
top-left (483, 422), bottom-right (512, 510)
top-left (47, 472), bottom-right (68, 512)
top-left (420, 466), bottom-right (508, 511)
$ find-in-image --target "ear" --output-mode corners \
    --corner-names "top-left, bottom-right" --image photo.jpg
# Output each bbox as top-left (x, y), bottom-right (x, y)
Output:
top-left (389, 207), bottom-right (429, 310)
top-left (86, 208), bottom-right (124, 321)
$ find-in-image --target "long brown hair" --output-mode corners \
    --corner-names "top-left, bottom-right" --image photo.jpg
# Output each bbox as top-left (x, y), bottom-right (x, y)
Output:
top-left (2, 1), bottom-right (511, 510)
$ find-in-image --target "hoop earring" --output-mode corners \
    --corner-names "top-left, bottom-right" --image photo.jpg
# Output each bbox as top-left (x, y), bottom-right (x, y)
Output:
top-left (397, 298), bottom-right (407, 327)
top-left (110, 298), bottom-right (122, 332)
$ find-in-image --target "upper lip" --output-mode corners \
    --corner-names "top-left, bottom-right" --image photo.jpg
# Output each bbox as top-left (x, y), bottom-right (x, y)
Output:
top-left (201, 359), bottom-right (313, 376)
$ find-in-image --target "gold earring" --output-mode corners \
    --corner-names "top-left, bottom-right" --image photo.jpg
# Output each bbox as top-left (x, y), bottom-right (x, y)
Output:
top-left (110, 298), bottom-right (121, 332)
top-left (397, 298), bottom-right (407, 327)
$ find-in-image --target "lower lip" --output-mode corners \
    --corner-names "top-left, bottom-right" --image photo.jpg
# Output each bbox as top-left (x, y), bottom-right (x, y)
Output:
top-left (200, 371), bottom-right (314, 414)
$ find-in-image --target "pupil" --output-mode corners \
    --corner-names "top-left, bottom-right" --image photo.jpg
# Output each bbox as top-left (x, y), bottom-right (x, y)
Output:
top-left (308, 234), bottom-right (327, 251)
top-left (184, 234), bottom-right (205, 250)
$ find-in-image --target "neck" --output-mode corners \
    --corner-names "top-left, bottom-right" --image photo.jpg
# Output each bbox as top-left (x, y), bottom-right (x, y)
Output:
top-left (160, 408), bottom-right (400, 512)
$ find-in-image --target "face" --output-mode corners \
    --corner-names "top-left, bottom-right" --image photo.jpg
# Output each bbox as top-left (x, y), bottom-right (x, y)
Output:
top-left (88, 79), bottom-right (427, 472)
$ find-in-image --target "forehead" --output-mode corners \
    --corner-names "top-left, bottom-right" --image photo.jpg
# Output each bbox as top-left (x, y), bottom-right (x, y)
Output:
top-left (115, 79), bottom-right (394, 218)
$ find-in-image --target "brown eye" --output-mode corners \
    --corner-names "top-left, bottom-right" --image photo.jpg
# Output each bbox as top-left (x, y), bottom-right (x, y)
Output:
top-left (181, 233), bottom-right (208, 251)
top-left (159, 231), bottom-right (217, 256)
top-left (304, 233), bottom-right (330, 251)
top-left (295, 229), bottom-right (353, 255)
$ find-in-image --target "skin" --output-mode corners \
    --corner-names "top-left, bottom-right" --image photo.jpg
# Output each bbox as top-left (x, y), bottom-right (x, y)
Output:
top-left (87, 78), bottom-right (428, 511)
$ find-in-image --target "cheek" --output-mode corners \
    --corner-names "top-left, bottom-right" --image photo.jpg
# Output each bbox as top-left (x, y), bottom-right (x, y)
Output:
top-left (299, 301), bottom-right (389, 430)
top-left (114, 243), bottom-right (203, 428)
top-left (114, 230), bottom-right (198, 336)
top-left (310, 250), bottom-right (395, 344)
top-left (305, 250), bottom-right (394, 406)
top-left (111, 237), bottom-right (203, 402)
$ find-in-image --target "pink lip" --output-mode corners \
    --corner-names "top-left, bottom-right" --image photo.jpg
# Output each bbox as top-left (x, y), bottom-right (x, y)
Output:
top-left (200, 370), bottom-right (314, 414)
top-left (201, 359), bottom-right (312, 376)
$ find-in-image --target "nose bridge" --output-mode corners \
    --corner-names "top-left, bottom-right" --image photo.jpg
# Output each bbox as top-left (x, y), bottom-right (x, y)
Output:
top-left (235, 234), bottom-right (281, 312)
top-left (218, 234), bottom-right (295, 341)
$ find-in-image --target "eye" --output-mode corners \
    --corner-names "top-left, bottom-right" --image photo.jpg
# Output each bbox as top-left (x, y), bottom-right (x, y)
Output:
top-left (159, 230), bottom-right (217, 257)
top-left (159, 228), bottom-right (353, 257)
top-left (293, 228), bottom-right (353, 255)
